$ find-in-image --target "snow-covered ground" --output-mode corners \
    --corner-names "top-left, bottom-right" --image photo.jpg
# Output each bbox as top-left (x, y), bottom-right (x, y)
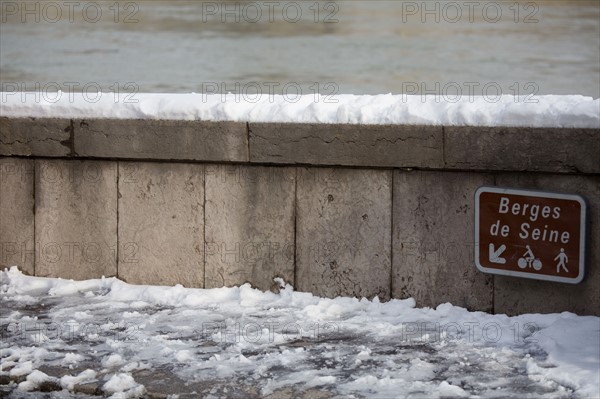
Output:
top-left (1, 93), bottom-right (599, 128)
top-left (1, 267), bottom-right (599, 399)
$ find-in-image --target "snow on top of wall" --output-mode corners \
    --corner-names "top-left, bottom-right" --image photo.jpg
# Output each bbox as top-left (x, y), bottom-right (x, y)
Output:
top-left (1, 93), bottom-right (598, 128)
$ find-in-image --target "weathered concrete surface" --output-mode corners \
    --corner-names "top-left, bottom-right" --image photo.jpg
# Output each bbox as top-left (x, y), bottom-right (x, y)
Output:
top-left (249, 123), bottom-right (443, 168)
top-left (75, 119), bottom-right (248, 162)
top-left (445, 127), bottom-right (600, 174)
top-left (0, 117), bottom-right (72, 157)
top-left (35, 160), bottom-right (117, 279)
top-left (392, 171), bottom-right (494, 311)
top-left (0, 158), bottom-right (35, 275)
top-left (296, 168), bottom-right (392, 300)
top-left (3, 116), bottom-right (598, 176)
top-left (204, 165), bottom-right (295, 291)
top-left (493, 173), bottom-right (600, 316)
top-left (118, 162), bottom-right (204, 287)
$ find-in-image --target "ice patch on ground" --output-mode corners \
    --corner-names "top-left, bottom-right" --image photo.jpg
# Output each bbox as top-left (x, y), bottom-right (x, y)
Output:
top-left (102, 354), bottom-right (126, 369)
top-left (61, 353), bottom-right (85, 366)
top-left (1, 266), bottom-right (599, 398)
top-left (438, 381), bottom-right (470, 398)
top-left (17, 370), bottom-right (55, 391)
top-left (102, 373), bottom-right (146, 398)
top-left (60, 369), bottom-right (97, 390)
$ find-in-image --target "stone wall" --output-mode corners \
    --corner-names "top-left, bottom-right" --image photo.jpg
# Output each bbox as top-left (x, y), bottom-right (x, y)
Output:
top-left (1, 117), bottom-right (599, 315)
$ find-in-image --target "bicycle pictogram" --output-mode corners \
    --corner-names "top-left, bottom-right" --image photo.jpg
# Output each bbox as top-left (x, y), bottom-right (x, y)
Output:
top-left (517, 245), bottom-right (542, 271)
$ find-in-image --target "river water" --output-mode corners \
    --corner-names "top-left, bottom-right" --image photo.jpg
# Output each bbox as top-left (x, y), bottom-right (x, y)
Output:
top-left (1, 1), bottom-right (599, 97)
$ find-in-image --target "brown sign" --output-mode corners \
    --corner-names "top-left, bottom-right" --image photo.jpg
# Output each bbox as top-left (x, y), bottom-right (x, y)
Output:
top-left (475, 187), bottom-right (586, 284)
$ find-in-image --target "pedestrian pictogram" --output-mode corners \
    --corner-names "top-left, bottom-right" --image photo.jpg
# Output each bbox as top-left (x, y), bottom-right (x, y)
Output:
top-left (555, 248), bottom-right (569, 273)
top-left (475, 187), bottom-right (586, 284)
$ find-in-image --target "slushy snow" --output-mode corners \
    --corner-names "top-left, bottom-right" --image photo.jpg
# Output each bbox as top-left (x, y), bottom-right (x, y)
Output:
top-left (1, 93), bottom-right (598, 128)
top-left (1, 266), bottom-right (599, 398)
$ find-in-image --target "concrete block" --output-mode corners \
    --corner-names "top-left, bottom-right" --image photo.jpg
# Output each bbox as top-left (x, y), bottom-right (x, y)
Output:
top-left (0, 117), bottom-right (72, 157)
top-left (445, 127), bottom-right (600, 174)
top-left (493, 174), bottom-right (600, 316)
top-left (0, 158), bottom-right (35, 274)
top-left (35, 160), bottom-right (117, 279)
top-left (75, 119), bottom-right (248, 162)
top-left (118, 162), bottom-right (204, 287)
top-left (204, 165), bottom-right (295, 291)
top-left (296, 168), bottom-right (392, 300)
top-left (249, 123), bottom-right (443, 168)
top-left (392, 171), bottom-right (494, 312)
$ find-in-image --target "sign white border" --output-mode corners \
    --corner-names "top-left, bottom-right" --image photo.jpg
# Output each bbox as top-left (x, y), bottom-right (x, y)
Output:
top-left (474, 186), bottom-right (587, 284)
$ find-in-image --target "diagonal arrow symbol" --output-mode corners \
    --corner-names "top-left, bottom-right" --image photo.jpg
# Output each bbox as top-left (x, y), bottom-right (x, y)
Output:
top-left (489, 243), bottom-right (507, 264)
